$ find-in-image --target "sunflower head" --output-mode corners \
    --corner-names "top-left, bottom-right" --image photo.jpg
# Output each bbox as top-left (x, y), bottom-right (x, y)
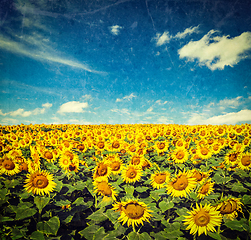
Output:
top-left (122, 165), bottom-right (142, 184)
top-left (24, 170), bottom-right (56, 196)
top-left (150, 171), bottom-right (170, 189)
top-left (183, 203), bottom-right (222, 236)
top-left (113, 199), bottom-right (152, 228)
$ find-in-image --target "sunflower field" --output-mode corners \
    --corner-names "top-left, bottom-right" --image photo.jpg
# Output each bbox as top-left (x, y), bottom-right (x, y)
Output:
top-left (0, 123), bottom-right (251, 240)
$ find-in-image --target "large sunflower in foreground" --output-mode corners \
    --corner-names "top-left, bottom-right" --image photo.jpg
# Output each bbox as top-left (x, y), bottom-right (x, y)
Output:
top-left (183, 203), bottom-right (222, 236)
top-left (113, 199), bottom-right (152, 228)
top-left (24, 170), bottom-right (57, 196)
top-left (166, 170), bottom-right (196, 198)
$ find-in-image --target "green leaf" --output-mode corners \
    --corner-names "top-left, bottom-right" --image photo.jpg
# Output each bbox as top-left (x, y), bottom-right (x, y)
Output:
top-left (19, 191), bottom-right (32, 200)
top-left (231, 183), bottom-right (247, 193)
top-left (208, 232), bottom-right (222, 240)
top-left (0, 188), bottom-right (7, 201)
top-left (225, 220), bottom-right (245, 231)
top-left (30, 231), bottom-right (45, 240)
top-left (242, 195), bottom-right (251, 205)
top-left (11, 228), bottom-right (27, 240)
top-left (54, 199), bottom-right (71, 207)
top-left (34, 196), bottom-right (50, 212)
top-left (72, 197), bottom-right (84, 206)
top-left (0, 216), bottom-right (14, 222)
top-left (204, 193), bottom-right (220, 200)
top-left (104, 222), bottom-right (126, 239)
top-left (15, 205), bottom-right (37, 220)
top-left (106, 209), bottom-right (120, 224)
top-left (74, 181), bottom-right (86, 190)
top-left (212, 173), bottom-right (224, 184)
top-left (93, 227), bottom-right (107, 240)
top-left (37, 216), bottom-right (60, 236)
top-left (4, 179), bottom-right (20, 188)
top-left (125, 185), bottom-right (134, 196)
top-left (78, 225), bottom-right (100, 240)
top-left (150, 191), bottom-right (160, 202)
top-left (62, 215), bottom-right (74, 224)
top-left (159, 200), bottom-right (174, 212)
top-left (163, 229), bottom-right (183, 239)
top-left (54, 180), bottom-right (63, 192)
top-left (87, 209), bottom-right (108, 223)
top-left (135, 186), bottom-right (149, 193)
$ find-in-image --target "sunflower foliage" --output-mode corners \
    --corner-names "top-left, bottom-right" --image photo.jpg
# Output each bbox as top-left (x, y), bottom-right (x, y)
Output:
top-left (0, 123), bottom-right (251, 240)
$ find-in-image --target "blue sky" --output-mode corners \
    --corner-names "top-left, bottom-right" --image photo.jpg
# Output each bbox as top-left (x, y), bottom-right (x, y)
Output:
top-left (1, 0), bottom-right (251, 125)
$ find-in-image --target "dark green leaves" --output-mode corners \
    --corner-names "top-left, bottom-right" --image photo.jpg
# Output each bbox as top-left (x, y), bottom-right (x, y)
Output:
top-left (37, 216), bottom-right (60, 236)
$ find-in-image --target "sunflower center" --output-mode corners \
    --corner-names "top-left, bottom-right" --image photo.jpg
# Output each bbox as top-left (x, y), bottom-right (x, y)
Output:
top-left (154, 173), bottom-right (166, 184)
top-left (112, 141), bottom-right (120, 148)
top-left (176, 151), bottom-right (185, 159)
top-left (229, 153), bottom-right (238, 162)
top-left (63, 158), bottom-right (70, 165)
top-left (158, 143), bottom-right (165, 150)
top-left (219, 200), bottom-right (237, 214)
top-left (3, 159), bottom-right (15, 170)
top-left (129, 145), bottom-right (136, 152)
top-left (200, 183), bottom-right (210, 194)
top-left (44, 151), bottom-right (53, 159)
top-left (127, 169), bottom-right (137, 179)
top-left (192, 171), bottom-right (203, 182)
top-left (97, 142), bottom-right (105, 149)
top-left (132, 157), bottom-right (141, 165)
top-left (33, 175), bottom-right (49, 188)
top-left (194, 210), bottom-right (210, 226)
top-left (69, 165), bottom-right (76, 171)
top-left (97, 163), bottom-right (107, 176)
top-left (97, 181), bottom-right (112, 196)
top-left (77, 144), bottom-right (85, 151)
top-left (201, 148), bottom-right (209, 155)
top-left (124, 203), bottom-right (145, 219)
top-left (111, 161), bottom-right (120, 171)
top-left (241, 156), bottom-right (251, 166)
top-left (172, 175), bottom-right (188, 190)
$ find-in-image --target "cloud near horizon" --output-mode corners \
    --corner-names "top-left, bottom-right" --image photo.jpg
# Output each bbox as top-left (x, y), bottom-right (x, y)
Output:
top-left (116, 93), bottom-right (136, 102)
top-left (178, 30), bottom-right (251, 70)
top-left (57, 101), bottom-right (88, 114)
top-left (187, 109), bottom-right (251, 125)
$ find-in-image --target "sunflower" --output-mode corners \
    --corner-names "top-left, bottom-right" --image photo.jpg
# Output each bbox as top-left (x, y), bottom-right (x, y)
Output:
top-left (93, 179), bottom-right (117, 200)
top-left (237, 152), bottom-right (251, 170)
top-left (129, 154), bottom-right (144, 168)
top-left (166, 170), bottom-right (197, 198)
top-left (197, 179), bottom-right (215, 199)
top-left (150, 171), bottom-right (170, 189)
top-left (171, 147), bottom-right (189, 164)
top-left (122, 165), bottom-right (142, 184)
top-left (59, 155), bottom-right (72, 171)
top-left (27, 158), bottom-right (40, 173)
top-left (224, 150), bottom-right (239, 166)
top-left (190, 169), bottom-right (209, 183)
top-left (196, 146), bottom-right (212, 160)
top-left (0, 157), bottom-right (20, 175)
top-left (113, 199), bottom-right (152, 229)
top-left (216, 198), bottom-right (243, 220)
top-left (24, 170), bottom-right (56, 196)
top-left (93, 161), bottom-right (111, 180)
top-left (183, 203), bottom-right (222, 236)
top-left (106, 156), bottom-right (124, 175)
top-left (154, 141), bottom-right (169, 155)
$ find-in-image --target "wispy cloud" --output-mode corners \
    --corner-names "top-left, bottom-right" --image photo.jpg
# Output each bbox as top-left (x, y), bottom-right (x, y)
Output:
top-left (116, 93), bottom-right (136, 102)
top-left (155, 25), bottom-right (200, 46)
top-left (110, 108), bottom-right (131, 115)
top-left (0, 118), bottom-right (19, 125)
top-left (178, 30), bottom-right (251, 70)
top-left (110, 25), bottom-right (123, 35)
top-left (57, 101), bottom-right (88, 114)
top-left (0, 103), bottom-right (52, 118)
top-left (187, 109), bottom-right (251, 125)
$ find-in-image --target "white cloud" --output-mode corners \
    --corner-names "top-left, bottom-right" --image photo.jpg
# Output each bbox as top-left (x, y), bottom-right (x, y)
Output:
top-left (155, 25), bottom-right (200, 46)
top-left (218, 96), bottom-right (242, 109)
top-left (9, 109), bottom-right (32, 117)
top-left (178, 30), bottom-right (251, 70)
top-left (157, 116), bottom-right (173, 124)
top-left (156, 31), bottom-right (171, 46)
top-left (116, 93), bottom-right (136, 102)
top-left (187, 109), bottom-right (251, 125)
top-left (110, 108), bottom-right (131, 115)
top-left (57, 101), bottom-right (88, 114)
top-left (146, 107), bottom-right (153, 112)
top-left (0, 118), bottom-right (19, 125)
top-left (174, 25), bottom-right (200, 39)
top-left (42, 102), bottom-right (52, 108)
top-left (110, 25), bottom-right (123, 35)
top-left (0, 110), bottom-right (7, 116)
